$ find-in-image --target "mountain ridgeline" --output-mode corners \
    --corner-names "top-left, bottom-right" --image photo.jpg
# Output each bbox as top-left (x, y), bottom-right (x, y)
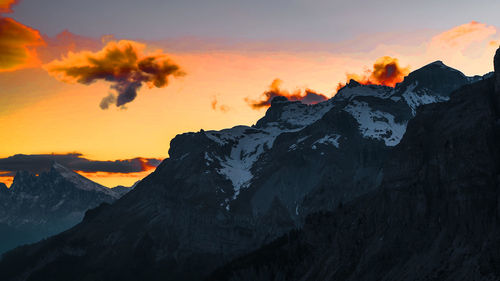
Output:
top-left (208, 52), bottom-right (500, 281)
top-left (0, 163), bottom-right (131, 254)
top-left (0, 52), bottom-right (498, 281)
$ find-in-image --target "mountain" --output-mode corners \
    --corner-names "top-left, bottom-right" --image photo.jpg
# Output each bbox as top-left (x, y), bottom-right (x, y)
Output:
top-left (207, 56), bottom-right (500, 281)
top-left (0, 163), bottom-right (131, 254)
top-left (0, 60), bottom-right (490, 281)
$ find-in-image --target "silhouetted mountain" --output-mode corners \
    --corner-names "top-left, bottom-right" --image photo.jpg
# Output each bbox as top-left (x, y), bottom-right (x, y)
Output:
top-left (207, 55), bottom-right (500, 281)
top-left (0, 163), bottom-right (131, 254)
top-left (0, 59), bottom-right (492, 280)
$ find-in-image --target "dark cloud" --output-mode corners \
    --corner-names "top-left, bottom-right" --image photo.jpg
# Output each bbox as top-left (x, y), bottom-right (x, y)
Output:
top-left (44, 40), bottom-right (185, 109)
top-left (99, 93), bottom-right (117, 110)
top-left (245, 78), bottom-right (329, 109)
top-left (337, 56), bottom-right (409, 91)
top-left (0, 153), bottom-right (162, 175)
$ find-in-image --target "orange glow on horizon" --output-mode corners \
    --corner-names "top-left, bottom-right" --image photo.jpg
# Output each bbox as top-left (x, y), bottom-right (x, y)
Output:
top-left (0, 169), bottom-right (154, 188)
top-left (75, 170), bottom-right (152, 187)
top-left (0, 171), bottom-right (13, 187)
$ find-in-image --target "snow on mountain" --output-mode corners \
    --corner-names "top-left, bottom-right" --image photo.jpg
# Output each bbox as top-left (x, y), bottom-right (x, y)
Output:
top-left (312, 134), bottom-right (341, 149)
top-left (344, 100), bottom-right (406, 146)
top-left (198, 60), bottom-right (484, 201)
top-left (1, 57), bottom-right (495, 281)
top-left (52, 162), bottom-right (121, 199)
top-left (401, 81), bottom-right (450, 115)
top-left (202, 99), bottom-right (338, 207)
top-left (332, 61), bottom-right (485, 146)
top-left (276, 99), bottom-right (335, 128)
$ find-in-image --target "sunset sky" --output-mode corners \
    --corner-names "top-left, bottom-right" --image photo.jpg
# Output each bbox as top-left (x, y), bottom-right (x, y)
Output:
top-left (1, 0), bottom-right (500, 187)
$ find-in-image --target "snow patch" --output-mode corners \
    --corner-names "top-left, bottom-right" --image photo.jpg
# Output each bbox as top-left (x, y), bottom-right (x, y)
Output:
top-left (313, 134), bottom-right (341, 148)
top-left (402, 82), bottom-right (449, 115)
top-left (344, 101), bottom-right (406, 146)
top-left (208, 102), bottom-right (334, 203)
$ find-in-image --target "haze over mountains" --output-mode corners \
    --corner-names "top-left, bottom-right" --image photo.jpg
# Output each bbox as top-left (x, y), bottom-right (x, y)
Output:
top-left (0, 50), bottom-right (499, 281)
top-left (0, 163), bottom-right (132, 254)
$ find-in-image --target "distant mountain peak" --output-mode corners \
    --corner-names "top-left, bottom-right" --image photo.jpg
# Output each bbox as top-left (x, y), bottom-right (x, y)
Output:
top-left (50, 162), bottom-right (121, 199)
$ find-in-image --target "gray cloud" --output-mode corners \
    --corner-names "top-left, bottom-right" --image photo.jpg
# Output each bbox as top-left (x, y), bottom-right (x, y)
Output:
top-left (0, 153), bottom-right (162, 175)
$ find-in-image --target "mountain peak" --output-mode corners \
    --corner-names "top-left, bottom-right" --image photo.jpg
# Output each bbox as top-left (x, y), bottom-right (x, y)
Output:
top-left (270, 95), bottom-right (289, 105)
top-left (347, 79), bottom-right (361, 87)
top-left (50, 162), bottom-right (120, 198)
top-left (426, 60), bottom-right (446, 67)
top-left (396, 59), bottom-right (470, 97)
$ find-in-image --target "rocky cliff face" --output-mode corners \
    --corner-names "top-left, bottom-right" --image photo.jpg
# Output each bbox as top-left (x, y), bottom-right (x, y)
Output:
top-left (0, 163), bottom-right (129, 254)
top-left (0, 61), bottom-right (491, 281)
top-left (208, 56), bottom-right (500, 281)
top-left (494, 47), bottom-right (500, 110)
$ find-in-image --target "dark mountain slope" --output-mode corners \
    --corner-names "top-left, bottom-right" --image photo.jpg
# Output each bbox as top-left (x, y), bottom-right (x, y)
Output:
top-left (0, 61), bottom-right (489, 281)
top-left (207, 65), bottom-right (500, 280)
top-left (0, 163), bottom-right (129, 254)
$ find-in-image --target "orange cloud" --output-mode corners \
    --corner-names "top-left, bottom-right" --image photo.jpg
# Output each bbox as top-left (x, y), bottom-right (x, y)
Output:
top-left (490, 40), bottom-right (500, 47)
top-left (210, 95), bottom-right (230, 112)
top-left (0, 17), bottom-right (44, 72)
top-left (44, 40), bottom-right (185, 109)
top-left (246, 78), bottom-right (329, 109)
top-left (0, 0), bottom-right (18, 13)
top-left (432, 21), bottom-right (496, 49)
top-left (337, 56), bottom-right (409, 90)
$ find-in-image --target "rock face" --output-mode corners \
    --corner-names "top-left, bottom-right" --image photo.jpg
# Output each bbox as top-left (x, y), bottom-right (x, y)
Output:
top-left (0, 163), bottom-right (129, 254)
top-left (494, 47), bottom-right (500, 109)
top-left (0, 62), bottom-right (491, 281)
top-left (208, 67), bottom-right (500, 280)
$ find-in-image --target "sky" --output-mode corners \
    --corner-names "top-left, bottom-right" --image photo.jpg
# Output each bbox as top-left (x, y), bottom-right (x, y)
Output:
top-left (1, 0), bottom-right (499, 187)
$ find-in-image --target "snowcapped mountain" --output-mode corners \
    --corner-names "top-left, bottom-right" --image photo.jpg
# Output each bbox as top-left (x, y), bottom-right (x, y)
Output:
top-left (0, 60), bottom-right (491, 281)
top-left (0, 163), bottom-right (130, 254)
top-left (171, 60), bottom-right (482, 219)
top-left (208, 60), bottom-right (500, 281)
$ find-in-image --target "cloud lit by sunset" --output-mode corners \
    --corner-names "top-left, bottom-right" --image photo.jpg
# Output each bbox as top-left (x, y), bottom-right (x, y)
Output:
top-left (246, 78), bottom-right (329, 109)
top-left (0, 0), bottom-right (44, 72)
top-left (44, 40), bottom-right (185, 109)
top-left (0, 0), bottom-right (18, 13)
top-left (337, 56), bottom-right (410, 91)
top-left (0, 153), bottom-right (162, 187)
top-left (432, 21), bottom-right (496, 49)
